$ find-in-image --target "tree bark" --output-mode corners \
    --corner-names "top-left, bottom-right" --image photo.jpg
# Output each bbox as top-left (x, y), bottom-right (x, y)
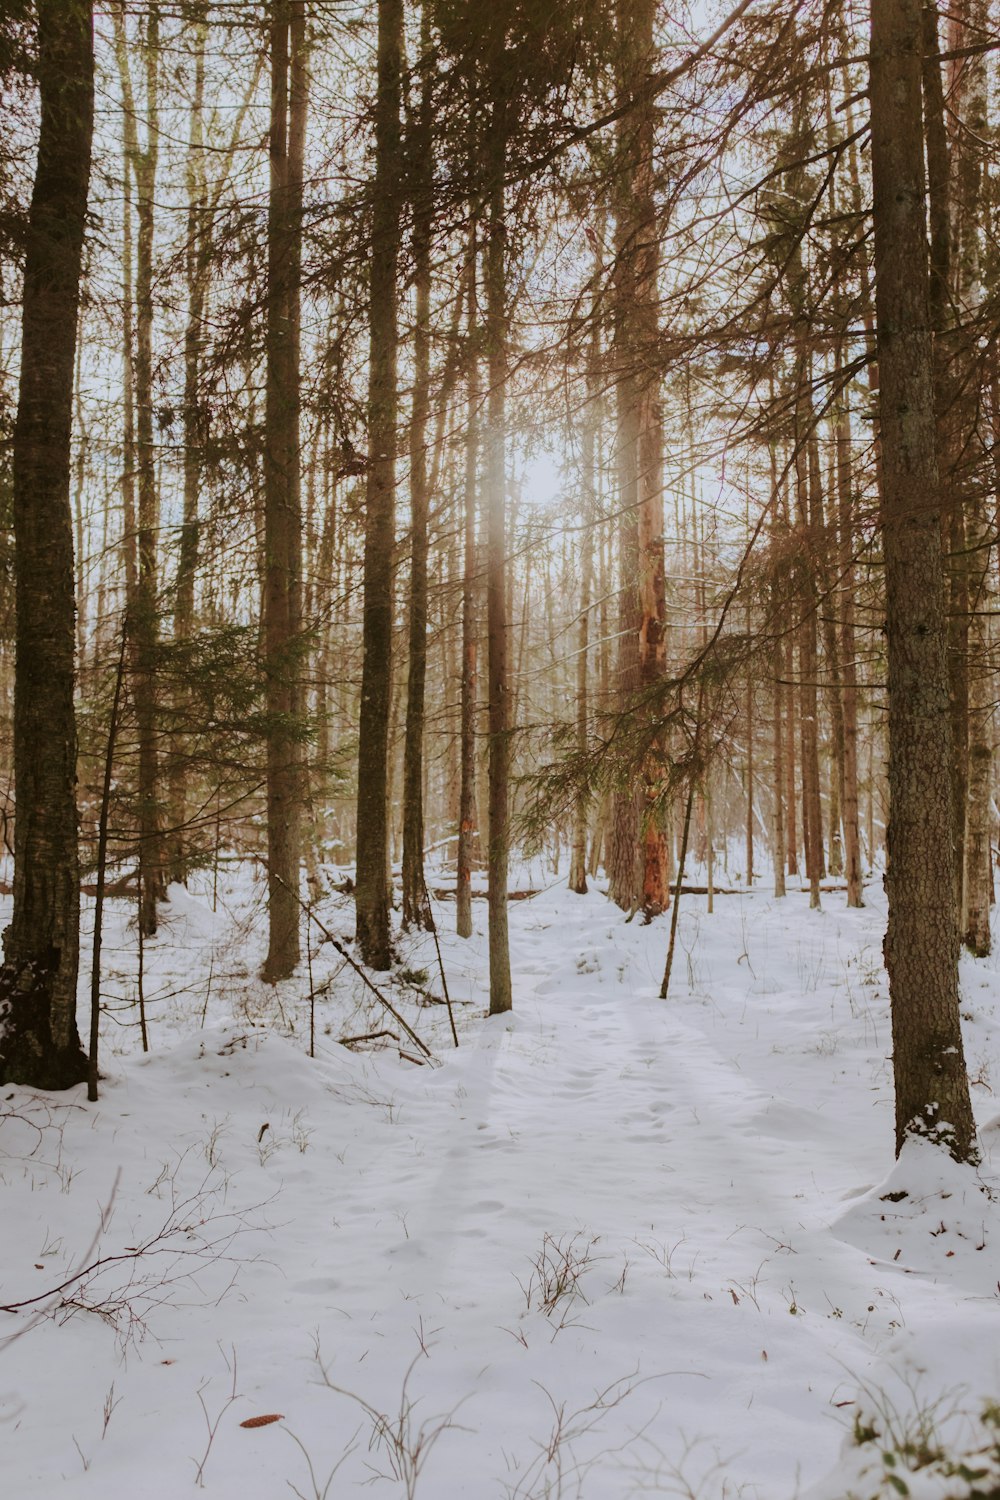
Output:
top-left (0, 0), bottom-right (94, 1089)
top-left (869, 0), bottom-right (976, 1160)
top-left (401, 5), bottom-right (434, 932)
top-left (262, 0), bottom-right (307, 980)
top-left (484, 84), bottom-right (512, 1014)
top-left (569, 244), bottom-right (604, 896)
top-left (796, 417), bottom-right (822, 909)
top-left (456, 237), bottom-right (480, 941)
top-left (948, 0), bottom-right (992, 954)
top-left (167, 0), bottom-right (208, 886)
top-left (783, 526), bottom-right (799, 877)
top-left (608, 0), bottom-right (668, 918)
top-left (568, 489), bottom-right (594, 897)
top-left (771, 613), bottom-right (786, 898)
top-left (834, 372), bottom-right (864, 907)
top-left (354, 0), bottom-right (402, 970)
top-left (115, 1), bottom-right (165, 937)
top-left (922, 0), bottom-right (969, 930)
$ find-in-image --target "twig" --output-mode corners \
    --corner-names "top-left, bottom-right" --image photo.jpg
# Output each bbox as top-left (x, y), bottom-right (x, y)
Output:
top-left (660, 774), bottom-right (696, 1000)
top-left (88, 614), bottom-right (129, 1102)
top-left (0, 1177), bottom-right (240, 1314)
top-left (429, 920), bottom-right (458, 1048)
top-left (419, 875), bottom-right (459, 1049)
top-left (137, 863), bottom-right (149, 1053)
top-left (339, 1029), bottom-right (399, 1048)
top-left (307, 919), bottom-right (316, 1059)
top-left (193, 1345), bottom-right (239, 1487)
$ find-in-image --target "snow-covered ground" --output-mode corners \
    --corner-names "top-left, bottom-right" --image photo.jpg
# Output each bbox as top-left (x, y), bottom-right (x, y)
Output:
top-left (3, 865), bottom-right (1000, 1499)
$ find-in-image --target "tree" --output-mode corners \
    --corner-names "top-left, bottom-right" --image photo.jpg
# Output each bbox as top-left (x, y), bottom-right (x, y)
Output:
top-left (869, 0), bottom-right (976, 1161)
top-left (456, 231), bottom-right (481, 942)
top-left (400, 3), bottom-right (435, 934)
top-left (941, 0), bottom-right (992, 957)
top-left (482, 26), bottom-right (513, 1015)
top-left (114, 0), bottom-right (166, 938)
top-left (262, 0), bottom-right (307, 981)
top-left (606, 0), bottom-right (669, 919)
top-left (165, 0), bottom-right (209, 889)
top-left (0, 0), bottom-right (94, 1088)
top-left (355, 0), bottom-right (403, 970)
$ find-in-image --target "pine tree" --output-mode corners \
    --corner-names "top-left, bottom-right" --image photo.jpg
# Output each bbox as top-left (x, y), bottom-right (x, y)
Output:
top-left (355, 0), bottom-right (403, 970)
top-left (0, 0), bottom-right (94, 1088)
top-left (869, 0), bottom-right (976, 1161)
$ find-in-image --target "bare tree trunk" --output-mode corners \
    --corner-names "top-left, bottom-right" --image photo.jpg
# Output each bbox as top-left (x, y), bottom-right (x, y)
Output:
top-left (745, 605), bottom-right (754, 886)
top-left (456, 238), bottom-right (480, 941)
top-left (167, 0), bottom-right (208, 886)
top-left (771, 610), bottom-right (786, 898)
top-left (354, 0), bottom-right (402, 970)
top-left (484, 85), bottom-right (512, 1014)
top-left (115, 2), bottom-right (165, 937)
top-left (608, 0), bottom-right (668, 918)
top-left (118, 68), bottom-right (138, 613)
top-left (768, 439), bottom-right (786, 898)
top-left (568, 478), bottom-right (594, 895)
top-left (312, 429), bottom-right (338, 852)
top-left (815, 442), bottom-right (845, 881)
top-left (607, 267), bottom-right (642, 913)
top-left (949, 0), bottom-right (992, 954)
top-left (796, 418), bottom-right (822, 909)
top-left (72, 337), bottom-right (88, 661)
top-left (134, 23), bottom-right (163, 936)
top-left (0, 0), bottom-right (93, 1088)
top-left (833, 364), bottom-right (864, 906)
top-left (784, 626), bottom-right (799, 878)
top-left (923, 0), bottom-right (969, 930)
top-left (869, 0), bottom-right (976, 1160)
top-left (570, 255), bottom-right (602, 898)
top-left (964, 605), bottom-right (993, 955)
top-left (401, 6), bottom-right (434, 931)
top-left (262, 0), bottom-right (307, 980)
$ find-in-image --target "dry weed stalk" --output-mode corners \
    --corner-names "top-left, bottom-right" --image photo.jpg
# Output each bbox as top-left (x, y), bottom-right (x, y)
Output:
top-left (0, 1168), bottom-right (267, 1353)
top-left (315, 1342), bottom-right (468, 1499)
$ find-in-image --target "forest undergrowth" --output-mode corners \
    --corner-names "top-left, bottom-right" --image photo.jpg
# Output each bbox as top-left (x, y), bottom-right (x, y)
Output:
top-left (3, 857), bottom-right (1000, 1500)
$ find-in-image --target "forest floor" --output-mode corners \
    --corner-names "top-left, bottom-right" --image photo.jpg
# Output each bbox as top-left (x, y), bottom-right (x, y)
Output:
top-left (4, 861), bottom-right (1000, 1499)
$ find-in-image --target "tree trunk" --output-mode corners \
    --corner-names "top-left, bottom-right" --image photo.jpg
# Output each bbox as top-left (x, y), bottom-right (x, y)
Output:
top-left (167, 0), bottom-right (208, 886)
top-left (771, 610), bottom-right (786, 898)
top-left (816, 443), bottom-right (845, 881)
top-left (117, 54), bottom-right (138, 617)
top-left (796, 420), bottom-right (822, 909)
top-left (456, 237), bottom-right (480, 941)
top-left (262, 0), bottom-right (307, 980)
top-left (964, 609), bottom-right (992, 955)
top-left (484, 87), bottom-right (512, 1015)
top-left (115, 2), bottom-right (165, 937)
top-left (568, 439), bottom-right (595, 896)
top-left (784, 630), bottom-right (799, 879)
top-left (948, 0), bottom-right (992, 954)
top-left (570, 251), bottom-right (603, 899)
top-left (923, 0), bottom-right (970, 930)
top-left (835, 379), bottom-right (864, 907)
top-left (401, 6), bottom-right (434, 932)
top-left (608, 0), bottom-right (668, 918)
top-left (354, 0), bottom-right (402, 969)
top-left (869, 0), bottom-right (976, 1160)
top-left (0, 0), bottom-right (93, 1089)
top-left (744, 603), bottom-right (754, 886)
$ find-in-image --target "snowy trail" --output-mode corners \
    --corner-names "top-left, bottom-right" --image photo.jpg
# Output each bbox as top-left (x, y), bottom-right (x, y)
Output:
top-left (5, 877), bottom-right (1000, 1500)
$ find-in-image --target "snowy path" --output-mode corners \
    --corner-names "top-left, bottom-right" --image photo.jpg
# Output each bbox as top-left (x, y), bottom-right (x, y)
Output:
top-left (4, 879), bottom-right (1000, 1499)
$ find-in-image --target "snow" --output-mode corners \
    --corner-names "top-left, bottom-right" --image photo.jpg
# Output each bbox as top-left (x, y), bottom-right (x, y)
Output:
top-left (3, 868), bottom-right (1000, 1499)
